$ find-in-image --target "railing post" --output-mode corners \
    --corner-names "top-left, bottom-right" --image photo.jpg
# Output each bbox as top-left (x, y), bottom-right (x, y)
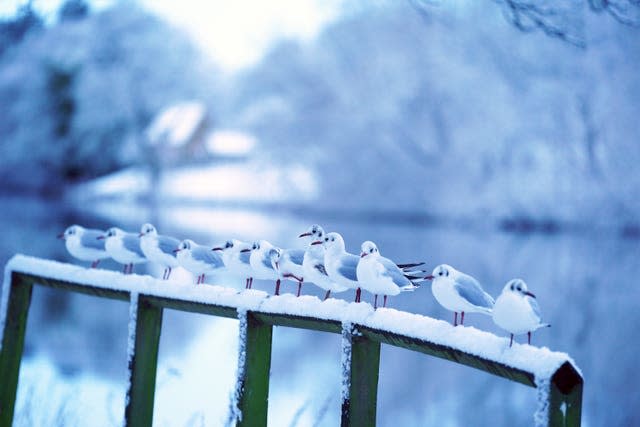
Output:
top-left (124, 293), bottom-right (163, 427)
top-left (341, 322), bottom-right (381, 427)
top-left (547, 361), bottom-right (583, 427)
top-left (0, 273), bottom-right (33, 427)
top-left (233, 310), bottom-right (273, 427)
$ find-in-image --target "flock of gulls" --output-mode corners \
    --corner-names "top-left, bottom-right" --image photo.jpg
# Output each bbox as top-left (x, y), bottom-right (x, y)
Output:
top-left (58, 223), bottom-right (550, 347)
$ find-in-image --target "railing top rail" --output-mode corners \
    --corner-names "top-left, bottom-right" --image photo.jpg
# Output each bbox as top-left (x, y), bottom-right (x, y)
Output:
top-left (1, 254), bottom-right (582, 388)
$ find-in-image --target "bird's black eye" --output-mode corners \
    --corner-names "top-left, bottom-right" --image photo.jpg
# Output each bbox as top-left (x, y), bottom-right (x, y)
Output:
top-left (331, 237), bottom-right (335, 242)
top-left (445, 270), bottom-right (449, 277)
top-left (510, 284), bottom-right (514, 290)
top-left (370, 248), bottom-right (374, 253)
top-left (438, 271), bottom-right (443, 276)
top-left (517, 286), bottom-right (521, 291)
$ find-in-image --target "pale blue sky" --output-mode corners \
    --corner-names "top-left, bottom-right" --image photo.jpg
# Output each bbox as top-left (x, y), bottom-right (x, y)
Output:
top-left (1, 0), bottom-right (343, 71)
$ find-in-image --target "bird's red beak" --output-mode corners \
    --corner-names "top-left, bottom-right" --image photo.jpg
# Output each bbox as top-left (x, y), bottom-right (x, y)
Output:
top-left (138, 232), bottom-right (144, 237)
top-left (424, 275), bottom-right (434, 280)
top-left (97, 236), bottom-right (105, 240)
top-left (360, 252), bottom-right (367, 258)
top-left (57, 233), bottom-right (65, 239)
top-left (299, 232), bottom-right (312, 238)
top-left (212, 247), bottom-right (223, 251)
top-left (311, 240), bottom-right (322, 245)
top-left (173, 248), bottom-right (181, 253)
top-left (524, 291), bottom-right (536, 298)
top-left (240, 248), bottom-right (251, 253)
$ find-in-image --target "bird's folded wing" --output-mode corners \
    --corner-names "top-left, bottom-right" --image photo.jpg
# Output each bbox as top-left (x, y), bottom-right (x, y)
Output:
top-left (81, 230), bottom-right (106, 250)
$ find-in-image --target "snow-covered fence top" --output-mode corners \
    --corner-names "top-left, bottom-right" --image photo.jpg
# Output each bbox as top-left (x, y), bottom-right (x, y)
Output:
top-left (0, 255), bottom-right (583, 427)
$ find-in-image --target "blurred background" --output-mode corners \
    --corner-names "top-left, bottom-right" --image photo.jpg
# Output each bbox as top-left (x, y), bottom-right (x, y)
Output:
top-left (1, 0), bottom-right (639, 425)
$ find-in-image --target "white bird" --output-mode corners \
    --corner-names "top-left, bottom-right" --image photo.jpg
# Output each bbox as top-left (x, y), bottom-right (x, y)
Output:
top-left (174, 239), bottom-right (224, 284)
top-left (248, 240), bottom-right (281, 295)
top-left (139, 223), bottom-right (180, 280)
top-left (278, 247), bottom-right (305, 296)
top-left (356, 241), bottom-right (421, 309)
top-left (100, 227), bottom-right (147, 274)
top-left (212, 239), bottom-right (255, 289)
top-left (320, 232), bottom-right (363, 302)
top-left (426, 264), bottom-right (494, 326)
top-left (267, 247), bottom-right (306, 296)
top-left (493, 279), bottom-right (550, 347)
top-left (58, 224), bottom-right (109, 268)
top-left (299, 225), bottom-right (348, 300)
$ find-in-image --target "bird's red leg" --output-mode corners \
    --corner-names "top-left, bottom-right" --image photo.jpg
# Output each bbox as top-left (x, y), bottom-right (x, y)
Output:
top-left (324, 290), bottom-right (331, 300)
top-left (167, 267), bottom-right (172, 279)
top-left (510, 334), bottom-right (514, 347)
top-left (245, 278), bottom-right (249, 289)
top-left (454, 312), bottom-right (458, 326)
top-left (249, 277), bottom-right (253, 289)
top-left (528, 331), bottom-right (531, 345)
top-left (91, 260), bottom-right (99, 268)
top-left (275, 279), bottom-right (281, 295)
top-left (461, 311), bottom-right (465, 325)
top-left (297, 281), bottom-right (302, 297)
top-left (374, 295), bottom-right (378, 309)
top-left (383, 295), bottom-right (388, 307)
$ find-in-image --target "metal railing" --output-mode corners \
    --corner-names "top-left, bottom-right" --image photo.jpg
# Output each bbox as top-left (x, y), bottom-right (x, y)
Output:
top-left (0, 255), bottom-right (583, 426)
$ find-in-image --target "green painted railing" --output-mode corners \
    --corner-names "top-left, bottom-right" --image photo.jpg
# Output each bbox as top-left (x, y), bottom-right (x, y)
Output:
top-left (0, 256), bottom-right (583, 426)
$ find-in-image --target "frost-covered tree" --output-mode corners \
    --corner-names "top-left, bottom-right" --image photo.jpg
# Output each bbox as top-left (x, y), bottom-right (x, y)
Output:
top-left (57, 0), bottom-right (90, 23)
top-left (0, 4), bottom-right (218, 194)
top-left (227, 0), bottom-right (640, 225)
top-left (0, 1), bottom-right (44, 57)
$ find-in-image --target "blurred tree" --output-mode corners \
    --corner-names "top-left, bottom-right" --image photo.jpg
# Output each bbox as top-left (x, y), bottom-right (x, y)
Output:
top-left (411, 0), bottom-right (640, 47)
top-left (0, 1), bottom-right (44, 56)
top-left (58, 0), bottom-right (90, 22)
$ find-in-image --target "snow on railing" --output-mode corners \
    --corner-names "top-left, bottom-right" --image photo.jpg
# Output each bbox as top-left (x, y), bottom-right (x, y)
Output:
top-left (0, 255), bottom-right (583, 427)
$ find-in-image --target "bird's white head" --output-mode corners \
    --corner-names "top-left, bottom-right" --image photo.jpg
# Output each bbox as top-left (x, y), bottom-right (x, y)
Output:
top-left (504, 278), bottom-right (535, 298)
top-left (360, 241), bottom-right (379, 258)
top-left (105, 227), bottom-right (124, 239)
top-left (299, 224), bottom-right (325, 240)
top-left (176, 239), bottom-right (194, 252)
top-left (213, 239), bottom-right (235, 252)
top-left (59, 224), bottom-right (83, 240)
top-left (268, 247), bottom-right (282, 267)
top-left (322, 232), bottom-right (345, 253)
top-left (431, 264), bottom-right (455, 280)
top-left (139, 223), bottom-right (157, 237)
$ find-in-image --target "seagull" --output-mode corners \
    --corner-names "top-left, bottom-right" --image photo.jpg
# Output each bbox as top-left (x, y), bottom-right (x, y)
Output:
top-left (268, 247), bottom-right (306, 296)
top-left (99, 227), bottom-right (147, 274)
top-left (174, 239), bottom-right (224, 284)
top-left (356, 241), bottom-right (421, 309)
top-left (278, 247), bottom-right (305, 296)
top-left (248, 240), bottom-right (282, 295)
top-left (299, 225), bottom-right (348, 300)
top-left (212, 239), bottom-right (255, 289)
top-left (139, 223), bottom-right (180, 280)
top-left (492, 279), bottom-right (550, 347)
top-left (320, 232), bottom-right (363, 302)
top-left (425, 264), bottom-right (494, 326)
top-left (58, 224), bottom-right (109, 268)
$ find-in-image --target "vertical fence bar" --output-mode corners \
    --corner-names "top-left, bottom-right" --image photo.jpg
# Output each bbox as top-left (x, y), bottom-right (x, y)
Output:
top-left (124, 293), bottom-right (163, 427)
top-left (0, 273), bottom-right (33, 427)
top-left (234, 310), bottom-right (273, 427)
top-left (341, 323), bottom-right (381, 427)
top-left (547, 362), bottom-right (583, 427)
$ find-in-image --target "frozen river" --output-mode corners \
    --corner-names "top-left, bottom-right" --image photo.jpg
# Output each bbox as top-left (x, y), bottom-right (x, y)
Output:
top-left (0, 195), bottom-right (637, 426)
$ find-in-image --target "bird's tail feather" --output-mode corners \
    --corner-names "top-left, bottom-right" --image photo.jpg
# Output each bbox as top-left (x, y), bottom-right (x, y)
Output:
top-left (397, 262), bottom-right (425, 270)
top-left (400, 283), bottom-right (420, 292)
